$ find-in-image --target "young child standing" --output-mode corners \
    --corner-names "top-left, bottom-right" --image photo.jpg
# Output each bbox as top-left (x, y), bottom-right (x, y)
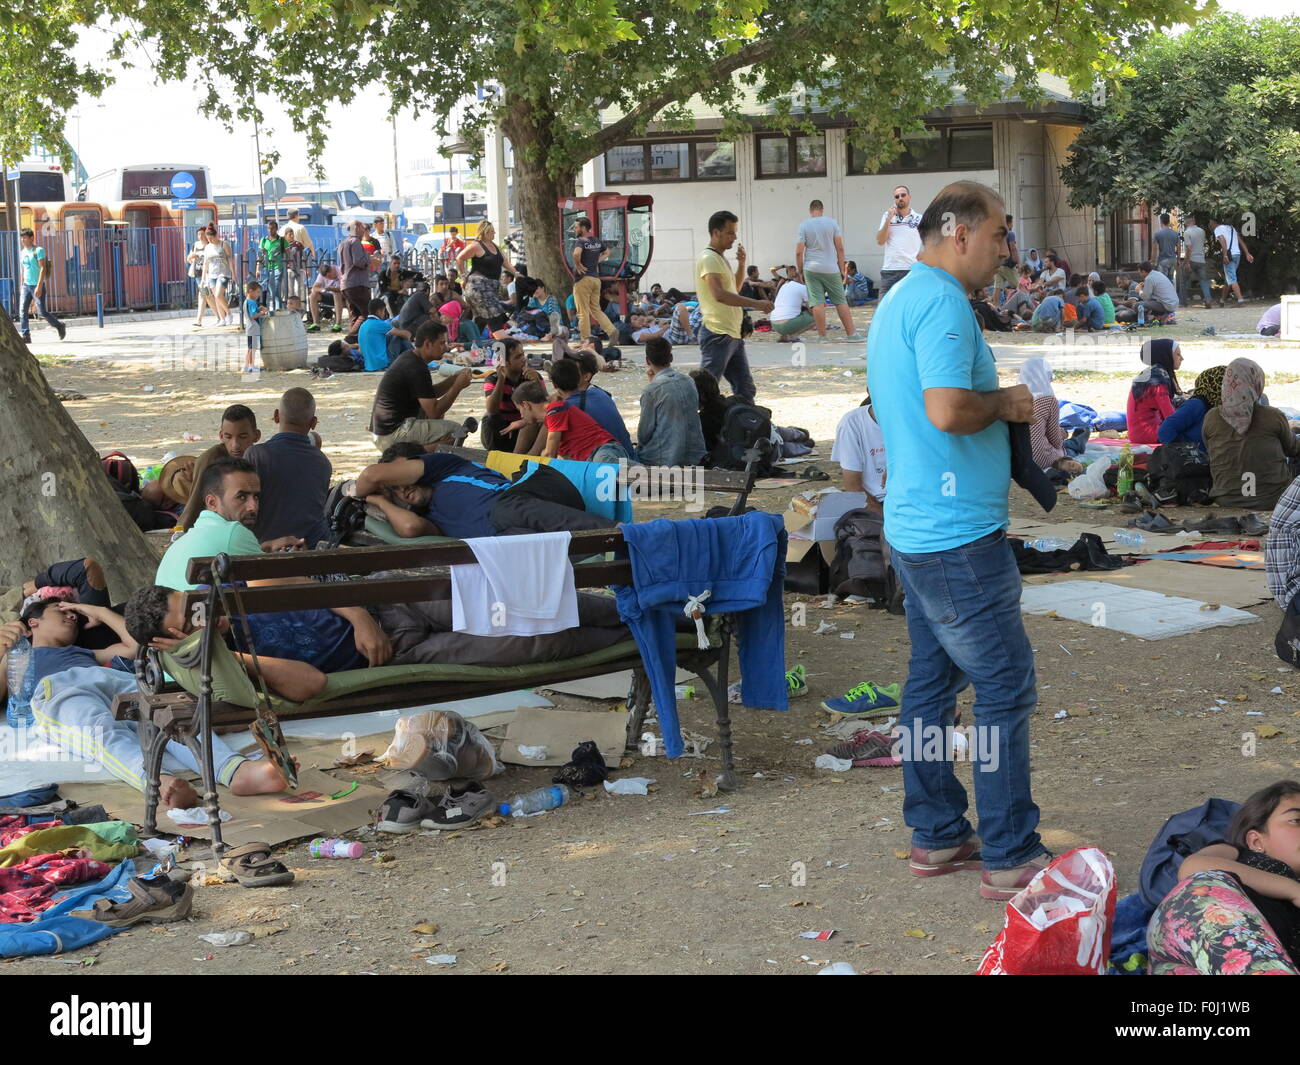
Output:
top-left (244, 281), bottom-right (266, 373)
top-left (513, 380), bottom-right (628, 463)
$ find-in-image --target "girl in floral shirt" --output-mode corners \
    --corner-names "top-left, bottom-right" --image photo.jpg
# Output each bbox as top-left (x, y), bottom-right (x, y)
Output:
top-left (1148, 780), bottom-right (1300, 974)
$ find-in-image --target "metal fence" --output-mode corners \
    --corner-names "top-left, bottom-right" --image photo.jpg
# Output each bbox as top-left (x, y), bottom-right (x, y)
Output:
top-left (0, 221), bottom-right (421, 320)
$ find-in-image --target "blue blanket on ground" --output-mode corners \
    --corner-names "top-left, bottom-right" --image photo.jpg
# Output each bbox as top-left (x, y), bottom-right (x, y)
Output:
top-left (0, 859), bottom-right (141, 958)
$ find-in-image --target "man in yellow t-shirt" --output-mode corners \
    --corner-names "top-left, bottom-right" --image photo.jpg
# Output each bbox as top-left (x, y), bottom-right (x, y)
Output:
top-left (696, 210), bottom-right (774, 404)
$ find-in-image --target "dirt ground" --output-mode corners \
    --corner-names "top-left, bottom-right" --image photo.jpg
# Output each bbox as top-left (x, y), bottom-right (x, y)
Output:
top-left (9, 301), bottom-right (1300, 976)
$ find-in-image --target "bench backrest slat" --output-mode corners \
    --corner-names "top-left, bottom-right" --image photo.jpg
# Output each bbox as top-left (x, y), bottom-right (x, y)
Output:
top-left (183, 528), bottom-right (626, 585)
top-left (179, 561), bottom-right (634, 617)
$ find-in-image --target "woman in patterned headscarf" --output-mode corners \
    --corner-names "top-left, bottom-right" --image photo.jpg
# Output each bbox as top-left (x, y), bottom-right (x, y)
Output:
top-left (1157, 364), bottom-right (1226, 447)
top-left (1202, 357), bottom-right (1300, 509)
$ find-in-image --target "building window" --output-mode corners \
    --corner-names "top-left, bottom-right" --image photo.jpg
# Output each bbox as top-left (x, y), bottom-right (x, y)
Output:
top-left (848, 125), bottom-right (995, 175)
top-left (756, 132), bottom-right (828, 178)
top-left (604, 140), bottom-right (736, 184)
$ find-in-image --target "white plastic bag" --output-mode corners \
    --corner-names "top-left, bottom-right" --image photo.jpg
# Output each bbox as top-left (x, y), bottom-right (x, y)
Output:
top-left (1067, 457), bottom-right (1112, 501)
top-left (381, 710), bottom-right (501, 781)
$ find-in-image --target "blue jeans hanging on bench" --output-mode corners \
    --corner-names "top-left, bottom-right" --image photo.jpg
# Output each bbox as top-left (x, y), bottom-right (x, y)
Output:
top-left (612, 512), bottom-right (788, 757)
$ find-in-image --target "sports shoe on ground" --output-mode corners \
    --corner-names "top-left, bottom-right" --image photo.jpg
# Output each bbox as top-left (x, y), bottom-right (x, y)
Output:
top-left (980, 852), bottom-right (1054, 900)
top-left (843, 332), bottom-right (866, 341)
top-left (306, 323), bottom-right (320, 332)
top-left (827, 727), bottom-right (898, 766)
top-left (820, 681), bottom-right (901, 717)
top-left (729, 664), bottom-right (808, 704)
top-left (785, 663), bottom-right (808, 698)
top-left (330, 324), bottom-right (343, 333)
top-left (910, 838), bottom-right (983, 878)
top-left (422, 783), bottom-right (494, 829)
top-left (376, 789), bottom-right (439, 833)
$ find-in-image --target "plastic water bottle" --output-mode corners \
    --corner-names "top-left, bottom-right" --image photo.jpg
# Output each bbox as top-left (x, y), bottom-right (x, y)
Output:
top-left (308, 837), bottom-right (363, 859)
top-left (1114, 530), bottom-right (1146, 546)
top-left (1117, 444), bottom-right (1135, 497)
top-left (1025, 537), bottom-right (1073, 552)
top-left (1137, 304), bottom-right (1146, 326)
top-left (499, 785), bottom-right (572, 818)
top-left (5, 636), bottom-right (34, 728)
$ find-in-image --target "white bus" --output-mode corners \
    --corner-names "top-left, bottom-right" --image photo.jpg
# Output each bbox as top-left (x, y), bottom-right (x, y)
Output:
top-left (13, 160), bottom-right (70, 204)
top-left (85, 164), bottom-right (212, 203)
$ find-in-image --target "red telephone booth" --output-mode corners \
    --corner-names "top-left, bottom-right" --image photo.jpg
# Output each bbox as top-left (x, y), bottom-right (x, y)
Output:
top-left (557, 191), bottom-right (653, 316)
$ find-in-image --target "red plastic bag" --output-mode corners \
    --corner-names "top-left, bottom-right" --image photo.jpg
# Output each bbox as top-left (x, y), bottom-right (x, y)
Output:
top-left (977, 846), bottom-right (1116, 975)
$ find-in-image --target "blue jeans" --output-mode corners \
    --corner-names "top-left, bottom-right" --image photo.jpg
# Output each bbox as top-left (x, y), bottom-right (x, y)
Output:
top-left (890, 529), bottom-right (1045, 870)
top-left (18, 284), bottom-right (63, 338)
top-left (698, 327), bottom-right (755, 404)
top-left (262, 267), bottom-right (285, 309)
top-left (590, 442), bottom-right (629, 464)
top-left (1063, 426), bottom-right (1090, 457)
top-left (1223, 254), bottom-right (1241, 286)
top-left (386, 334), bottom-right (414, 362)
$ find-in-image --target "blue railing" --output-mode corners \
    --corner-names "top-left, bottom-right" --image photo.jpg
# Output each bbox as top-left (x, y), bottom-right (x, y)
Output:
top-left (0, 221), bottom-right (422, 319)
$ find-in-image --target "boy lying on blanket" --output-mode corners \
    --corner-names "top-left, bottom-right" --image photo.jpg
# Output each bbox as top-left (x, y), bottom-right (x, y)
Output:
top-left (0, 597), bottom-right (292, 810)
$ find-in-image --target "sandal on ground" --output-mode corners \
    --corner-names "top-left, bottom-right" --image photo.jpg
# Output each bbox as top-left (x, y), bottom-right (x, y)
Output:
top-left (71, 876), bottom-right (193, 927)
top-left (218, 842), bottom-right (295, 888)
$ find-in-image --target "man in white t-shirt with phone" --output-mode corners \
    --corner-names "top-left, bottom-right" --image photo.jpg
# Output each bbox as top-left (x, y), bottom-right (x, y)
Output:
top-left (875, 185), bottom-right (924, 296)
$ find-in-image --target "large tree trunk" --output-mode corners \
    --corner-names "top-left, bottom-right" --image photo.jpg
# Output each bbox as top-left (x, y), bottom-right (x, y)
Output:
top-left (0, 315), bottom-right (157, 602)
top-left (502, 97), bottom-right (576, 302)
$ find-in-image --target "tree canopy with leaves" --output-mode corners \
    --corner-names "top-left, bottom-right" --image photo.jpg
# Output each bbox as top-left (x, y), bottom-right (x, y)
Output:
top-left (6, 0), bottom-right (1205, 288)
top-left (1062, 13), bottom-right (1300, 292)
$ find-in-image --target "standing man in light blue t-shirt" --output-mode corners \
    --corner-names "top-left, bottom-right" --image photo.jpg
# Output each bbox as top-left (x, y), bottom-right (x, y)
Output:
top-left (17, 228), bottom-right (66, 344)
top-left (795, 201), bottom-right (865, 343)
top-left (866, 180), bottom-right (1049, 903)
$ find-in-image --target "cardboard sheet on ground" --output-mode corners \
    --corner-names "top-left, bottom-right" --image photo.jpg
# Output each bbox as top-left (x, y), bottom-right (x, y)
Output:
top-left (499, 706), bottom-right (630, 768)
top-left (1026, 561), bottom-right (1270, 609)
top-left (60, 766), bottom-right (389, 848)
top-left (1020, 580), bottom-right (1263, 639)
top-left (538, 668), bottom-right (693, 700)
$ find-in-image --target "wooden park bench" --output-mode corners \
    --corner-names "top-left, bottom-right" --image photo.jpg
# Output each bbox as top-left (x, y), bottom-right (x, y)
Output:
top-left (111, 531), bottom-right (750, 851)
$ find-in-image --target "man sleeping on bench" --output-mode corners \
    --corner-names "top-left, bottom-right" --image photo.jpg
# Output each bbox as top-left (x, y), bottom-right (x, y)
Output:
top-left (350, 445), bottom-right (611, 539)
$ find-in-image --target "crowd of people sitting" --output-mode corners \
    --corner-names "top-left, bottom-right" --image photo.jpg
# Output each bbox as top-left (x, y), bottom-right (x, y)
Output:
top-left (1019, 339), bottom-right (1300, 512)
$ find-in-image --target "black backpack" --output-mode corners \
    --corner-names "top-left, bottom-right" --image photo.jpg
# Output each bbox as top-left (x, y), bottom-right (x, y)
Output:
top-left (1147, 441), bottom-right (1211, 505)
top-left (708, 400), bottom-right (775, 475)
top-left (828, 508), bottom-right (904, 613)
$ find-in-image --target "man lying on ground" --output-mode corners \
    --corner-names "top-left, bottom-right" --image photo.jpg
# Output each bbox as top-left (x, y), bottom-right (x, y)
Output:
top-left (350, 449), bottom-right (610, 539)
top-left (0, 599), bottom-right (293, 809)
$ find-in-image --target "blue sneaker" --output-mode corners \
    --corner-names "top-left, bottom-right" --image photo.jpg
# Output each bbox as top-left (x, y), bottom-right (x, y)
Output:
top-left (820, 681), bottom-right (901, 717)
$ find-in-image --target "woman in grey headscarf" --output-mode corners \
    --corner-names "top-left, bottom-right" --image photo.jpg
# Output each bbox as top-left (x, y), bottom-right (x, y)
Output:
top-left (1201, 357), bottom-right (1300, 509)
